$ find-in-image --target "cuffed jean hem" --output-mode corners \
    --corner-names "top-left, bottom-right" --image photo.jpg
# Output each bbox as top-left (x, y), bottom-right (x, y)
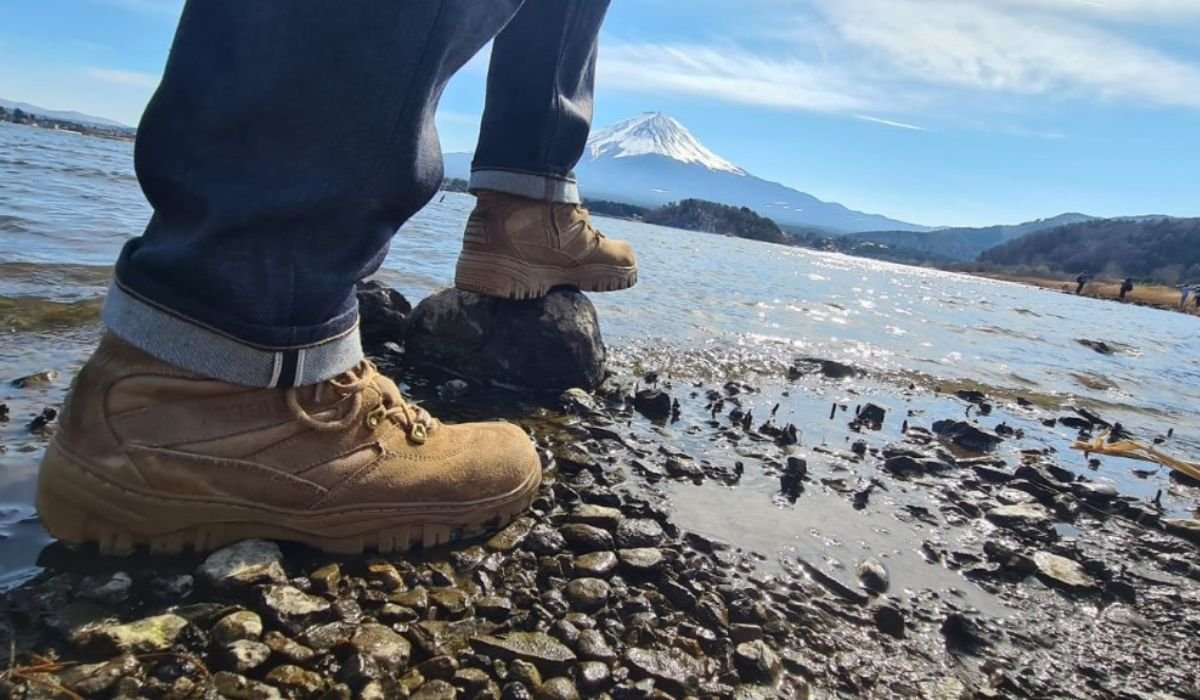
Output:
top-left (101, 281), bottom-right (364, 388)
top-left (469, 168), bottom-right (580, 204)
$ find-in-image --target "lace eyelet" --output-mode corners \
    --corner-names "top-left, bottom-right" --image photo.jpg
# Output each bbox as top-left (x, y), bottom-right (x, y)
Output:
top-left (409, 423), bottom-right (428, 444)
top-left (365, 405), bottom-right (386, 429)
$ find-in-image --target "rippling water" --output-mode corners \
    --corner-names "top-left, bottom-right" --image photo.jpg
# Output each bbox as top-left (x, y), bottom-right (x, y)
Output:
top-left (2, 121), bottom-right (1197, 590)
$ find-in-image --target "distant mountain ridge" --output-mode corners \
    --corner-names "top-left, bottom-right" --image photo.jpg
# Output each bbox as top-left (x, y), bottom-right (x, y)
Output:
top-left (444, 112), bottom-right (928, 234)
top-left (0, 98), bottom-right (129, 129)
top-left (841, 213), bottom-right (1097, 261)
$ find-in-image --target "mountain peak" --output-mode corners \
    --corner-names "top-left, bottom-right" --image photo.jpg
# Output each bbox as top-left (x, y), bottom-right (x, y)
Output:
top-left (587, 113), bottom-right (745, 175)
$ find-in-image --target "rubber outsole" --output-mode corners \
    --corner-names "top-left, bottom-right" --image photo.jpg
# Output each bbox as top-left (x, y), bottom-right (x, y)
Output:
top-left (36, 441), bottom-right (541, 556)
top-left (454, 251), bottom-right (638, 300)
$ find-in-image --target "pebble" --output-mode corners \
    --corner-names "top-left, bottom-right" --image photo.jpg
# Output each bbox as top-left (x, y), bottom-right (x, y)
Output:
top-left (75, 613), bottom-right (188, 655)
top-left (507, 659), bottom-right (543, 687)
top-left (487, 516), bottom-right (536, 552)
top-left (57, 653), bottom-right (140, 696)
top-left (575, 628), bottom-right (618, 662)
top-left (214, 670), bottom-right (284, 699)
top-left (1032, 551), bottom-right (1097, 591)
top-left (526, 523), bottom-right (567, 554)
top-left (615, 518), bottom-right (664, 548)
top-left (695, 591), bottom-right (729, 629)
top-left (623, 646), bottom-right (703, 696)
top-left (577, 661), bottom-right (611, 694)
top-left (211, 610), bottom-right (264, 646)
top-left (351, 623), bottom-right (413, 672)
top-left (535, 676), bottom-right (581, 700)
top-left (309, 563), bottom-right (342, 593)
top-left (412, 679), bottom-right (458, 699)
top-left (197, 539), bottom-right (287, 589)
top-left (986, 502), bottom-right (1052, 529)
top-left (565, 577), bottom-right (612, 612)
top-left (734, 640), bottom-right (783, 684)
top-left (560, 523), bottom-right (615, 552)
top-left (574, 551), bottom-right (618, 577)
top-left (265, 664), bottom-right (326, 697)
top-left (10, 370), bottom-right (58, 388)
top-left (221, 639), bottom-right (272, 673)
top-left (568, 504), bottom-right (623, 531)
top-left (857, 558), bottom-right (890, 594)
top-left (618, 548), bottom-right (664, 573)
top-left (471, 632), bottom-right (578, 676)
top-left (76, 571), bottom-right (133, 606)
top-left (259, 585), bottom-right (331, 632)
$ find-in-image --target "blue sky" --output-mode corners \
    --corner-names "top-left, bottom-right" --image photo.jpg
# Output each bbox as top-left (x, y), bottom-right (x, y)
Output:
top-left (2, 0), bottom-right (1199, 227)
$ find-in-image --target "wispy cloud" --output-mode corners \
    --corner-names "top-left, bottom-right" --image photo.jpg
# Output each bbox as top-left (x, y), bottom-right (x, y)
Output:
top-left (855, 115), bottom-right (929, 131)
top-left (86, 67), bottom-right (160, 89)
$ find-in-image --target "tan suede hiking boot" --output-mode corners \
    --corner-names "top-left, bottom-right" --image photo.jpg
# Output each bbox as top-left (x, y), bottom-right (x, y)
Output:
top-left (454, 190), bottom-right (638, 299)
top-left (36, 334), bottom-right (541, 555)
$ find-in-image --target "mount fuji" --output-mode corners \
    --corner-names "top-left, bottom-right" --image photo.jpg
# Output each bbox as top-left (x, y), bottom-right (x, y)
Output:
top-left (443, 112), bottom-right (927, 233)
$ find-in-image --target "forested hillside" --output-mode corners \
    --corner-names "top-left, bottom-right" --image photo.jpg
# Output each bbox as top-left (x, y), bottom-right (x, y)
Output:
top-left (979, 217), bottom-right (1200, 283)
top-left (643, 199), bottom-right (786, 244)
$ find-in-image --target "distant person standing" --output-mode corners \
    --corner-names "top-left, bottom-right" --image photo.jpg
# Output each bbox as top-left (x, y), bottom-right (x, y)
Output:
top-left (1119, 277), bottom-right (1134, 300)
top-left (1075, 273), bottom-right (1091, 295)
top-left (1180, 284), bottom-right (1193, 309)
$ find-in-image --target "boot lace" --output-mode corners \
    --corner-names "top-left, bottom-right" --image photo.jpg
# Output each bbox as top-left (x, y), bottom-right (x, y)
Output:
top-left (285, 360), bottom-right (434, 443)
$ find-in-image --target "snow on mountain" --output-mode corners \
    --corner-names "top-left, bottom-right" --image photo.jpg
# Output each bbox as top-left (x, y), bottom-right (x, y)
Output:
top-left (586, 112), bottom-right (745, 175)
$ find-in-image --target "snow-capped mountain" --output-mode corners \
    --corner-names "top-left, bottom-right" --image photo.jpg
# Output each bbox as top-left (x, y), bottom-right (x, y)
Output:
top-left (443, 112), bottom-right (927, 233)
top-left (586, 113), bottom-right (745, 175)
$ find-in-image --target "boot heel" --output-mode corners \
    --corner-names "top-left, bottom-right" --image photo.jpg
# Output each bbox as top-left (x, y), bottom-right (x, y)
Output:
top-left (454, 252), bottom-right (547, 300)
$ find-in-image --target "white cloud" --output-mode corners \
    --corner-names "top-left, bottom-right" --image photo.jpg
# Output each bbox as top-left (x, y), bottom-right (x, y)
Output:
top-left (86, 67), bottom-right (160, 89)
top-left (855, 115), bottom-right (929, 131)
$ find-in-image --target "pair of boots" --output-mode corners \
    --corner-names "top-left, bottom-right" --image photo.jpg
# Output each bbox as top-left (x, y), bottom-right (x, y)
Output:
top-left (37, 193), bottom-right (637, 554)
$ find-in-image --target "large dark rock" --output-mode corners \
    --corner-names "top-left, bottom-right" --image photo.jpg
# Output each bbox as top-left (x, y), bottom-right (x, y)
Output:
top-left (932, 420), bottom-right (1003, 453)
top-left (356, 280), bottom-right (412, 348)
top-left (405, 288), bottom-right (606, 392)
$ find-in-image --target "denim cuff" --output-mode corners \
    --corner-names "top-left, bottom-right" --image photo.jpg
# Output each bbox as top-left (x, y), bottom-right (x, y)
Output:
top-left (101, 281), bottom-right (363, 388)
top-left (469, 168), bottom-right (580, 204)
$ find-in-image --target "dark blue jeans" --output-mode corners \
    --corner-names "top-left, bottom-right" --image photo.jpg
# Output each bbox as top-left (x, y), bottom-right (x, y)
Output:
top-left (104, 0), bottom-right (610, 387)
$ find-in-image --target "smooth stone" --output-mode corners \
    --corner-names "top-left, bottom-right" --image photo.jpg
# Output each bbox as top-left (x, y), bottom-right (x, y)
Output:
top-left (221, 640), bottom-right (272, 673)
top-left (259, 585), bottom-right (331, 631)
top-left (615, 519), bottom-right (664, 549)
top-left (857, 558), bottom-right (889, 594)
top-left (211, 611), bottom-right (264, 646)
top-left (575, 629), bottom-right (618, 662)
top-left (406, 288), bottom-right (606, 393)
top-left (526, 523), bottom-right (567, 555)
top-left (412, 679), bottom-right (458, 700)
top-left (986, 503), bottom-right (1052, 529)
top-left (574, 551), bottom-right (618, 577)
top-left (11, 369), bottom-right (58, 388)
top-left (471, 632), bottom-right (577, 676)
top-left (416, 655), bottom-right (460, 682)
top-left (560, 523), bottom-right (615, 553)
top-left (734, 640), bottom-right (782, 684)
top-left (565, 578), bottom-right (611, 612)
top-left (577, 661), bottom-right (611, 694)
top-left (623, 647), bottom-right (703, 696)
top-left (507, 659), bottom-right (543, 688)
top-left (617, 548), bottom-right (664, 573)
top-left (568, 504), bottom-right (623, 531)
top-left (429, 588), bottom-right (471, 616)
top-left (695, 592), bottom-right (729, 629)
top-left (263, 631), bottom-right (315, 664)
top-left (352, 623), bottom-right (413, 672)
top-left (390, 586), bottom-right (430, 612)
top-left (488, 517), bottom-right (536, 552)
top-left (309, 563), bottom-right (342, 593)
top-left (453, 667), bottom-right (492, 694)
top-left (1032, 551), bottom-right (1097, 590)
top-left (76, 613), bottom-right (188, 655)
top-left (535, 677), bottom-right (580, 700)
top-left (475, 595), bottom-right (514, 621)
top-left (265, 664), bottom-right (326, 697)
top-left (356, 280), bottom-right (412, 349)
top-left (197, 539), bottom-right (287, 589)
top-left (58, 654), bottom-right (139, 696)
top-left (76, 571), bottom-right (132, 606)
top-left (302, 621), bottom-right (357, 651)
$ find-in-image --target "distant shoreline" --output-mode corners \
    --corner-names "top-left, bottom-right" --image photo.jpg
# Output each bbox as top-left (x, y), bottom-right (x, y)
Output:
top-left (0, 116), bottom-right (135, 142)
top-left (969, 271), bottom-right (1199, 317)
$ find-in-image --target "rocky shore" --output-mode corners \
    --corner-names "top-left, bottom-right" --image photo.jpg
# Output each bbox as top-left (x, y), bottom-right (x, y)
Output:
top-left (0, 284), bottom-right (1197, 699)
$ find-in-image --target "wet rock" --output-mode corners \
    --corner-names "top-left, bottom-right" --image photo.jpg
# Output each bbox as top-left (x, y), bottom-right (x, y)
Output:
top-left (75, 613), bottom-right (188, 655)
top-left (11, 369), bottom-right (58, 388)
top-left (730, 623), bottom-right (764, 644)
top-left (577, 661), bottom-right (612, 694)
top-left (576, 628), bottom-right (618, 662)
top-left (471, 632), bottom-right (578, 676)
top-left (536, 677), bottom-right (580, 700)
top-left (259, 585), bottom-right (331, 633)
top-left (411, 679), bottom-right (457, 699)
top-left (211, 610), bottom-right (264, 646)
top-left (507, 659), bottom-right (543, 688)
top-left (634, 389), bottom-right (673, 419)
top-left (789, 357), bottom-right (859, 380)
top-left (940, 612), bottom-right (989, 652)
top-left (453, 667), bottom-right (492, 694)
top-left (391, 587), bottom-right (429, 612)
top-left (853, 403), bottom-right (886, 430)
top-left (1163, 519), bottom-right (1200, 545)
top-left (559, 387), bottom-right (598, 414)
top-left (263, 631), bottom-right (315, 664)
top-left (221, 640), bottom-right (272, 673)
top-left (932, 420), bottom-right (1002, 453)
top-left (918, 677), bottom-right (969, 700)
top-left (356, 280), bottom-right (412, 348)
top-left (526, 523), bottom-right (567, 555)
top-left (197, 539), bottom-right (286, 589)
top-left (623, 647), bottom-right (703, 696)
top-left (618, 548), bottom-right (664, 574)
top-left (474, 595), bottom-right (514, 621)
top-left (734, 640), bottom-right (782, 685)
top-left (615, 518), bottom-right (664, 548)
top-left (417, 655), bottom-right (460, 682)
top-left (1076, 339), bottom-right (1114, 355)
top-left (214, 670), bottom-right (285, 699)
top-left (665, 456), bottom-right (704, 479)
top-left (352, 623), bottom-right (412, 672)
top-left (568, 504), bottom-right (623, 531)
top-left (58, 653), bottom-right (139, 696)
top-left (565, 578), bottom-right (611, 612)
top-left (986, 503), bottom-right (1052, 530)
top-left (857, 558), bottom-right (889, 594)
top-left (502, 681), bottom-right (535, 700)
top-left (488, 517), bottom-right (536, 552)
top-left (574, 551), bottom-right (618, 577)
top-left (406, 288), bottom-right (606, 393)
top-left (695, 592), bottom-right (729, 629)
top-left (265, 664), bottom-right (326, 698)
top-left (310, 563), bottom-right (342, 594)
top-left (77, 571), bottom-right (132, 606)
top-left (1072, 481), bottom-right (1118, 504)
top-left (560, 523), bottom-right (615, 552)
top-left (1032, 551), bottom-right (1097, 591)
top-left (873, 604), bottom-right (906, 638)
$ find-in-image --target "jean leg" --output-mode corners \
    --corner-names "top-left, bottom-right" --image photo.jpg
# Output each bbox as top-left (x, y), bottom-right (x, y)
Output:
top-left (106, 0), bottom-right (522, 387)
top-left (469, 0), bottom-right (611, 204)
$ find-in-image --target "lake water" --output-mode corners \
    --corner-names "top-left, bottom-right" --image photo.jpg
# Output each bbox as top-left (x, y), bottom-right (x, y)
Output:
top-left (2, 121), bottom-right (1197, 598)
